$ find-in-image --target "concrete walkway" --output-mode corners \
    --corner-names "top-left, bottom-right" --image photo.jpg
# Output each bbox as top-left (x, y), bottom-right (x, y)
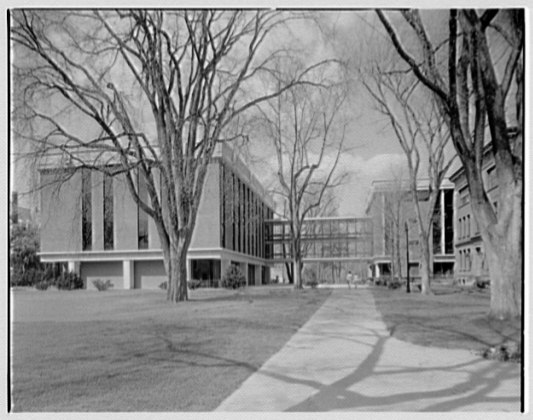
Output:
top-left (216, 288), bottom-right (521, 412)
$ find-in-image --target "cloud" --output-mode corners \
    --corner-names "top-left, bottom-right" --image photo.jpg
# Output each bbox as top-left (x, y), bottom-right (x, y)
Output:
top-left (336, 152), bottom-right (407, 217)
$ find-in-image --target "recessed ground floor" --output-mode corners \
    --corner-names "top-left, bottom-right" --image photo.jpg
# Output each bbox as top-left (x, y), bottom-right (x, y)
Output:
top-left (39, 248), bottom-right (272, 290)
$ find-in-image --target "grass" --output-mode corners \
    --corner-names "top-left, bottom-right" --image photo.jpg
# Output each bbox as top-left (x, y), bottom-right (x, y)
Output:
top-left (370, 284), bottom-right (522, 354)
top-left (11, 286), bottom-right (331, 412)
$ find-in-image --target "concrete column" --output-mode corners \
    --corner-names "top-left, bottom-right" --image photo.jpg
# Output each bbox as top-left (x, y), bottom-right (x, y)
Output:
top-left (186, 258), bottom-right (192, 283)
top-left (242, 262), bottom-right (248, 286)
top-left (221, 258), bottom-right (230, 281)
top-left (255, 264), bottom-right (261, 286)
top-left (123, 260), bottom-right (134, 289)
top-left (239, 262), bottom-right (250, 286)
top-left (375, 264), bottom-right (381, 278)
top-left (67, 260), bottom-right (80, 275)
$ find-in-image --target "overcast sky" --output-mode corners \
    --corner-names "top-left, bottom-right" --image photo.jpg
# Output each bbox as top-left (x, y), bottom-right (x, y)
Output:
top-left (7, 9), bottom-right (505, 218)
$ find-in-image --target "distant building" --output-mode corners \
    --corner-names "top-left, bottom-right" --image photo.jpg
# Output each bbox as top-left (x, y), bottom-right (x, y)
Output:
top-left (38, 143), bottom-right (275, 289)
top-left (266, 216), bottom-right (373, 284)
top-left (364, 179), bottom-right (455, 281)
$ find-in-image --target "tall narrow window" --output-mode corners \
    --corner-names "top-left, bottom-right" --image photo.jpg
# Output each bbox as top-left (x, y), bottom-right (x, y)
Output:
top-left (220, 163), bottom-right (225, 248)
top-left (444, 189), bottom-right (454, 254)
top-left (81, 169), bottom-right (92, 250)
top-left (138, 172), bottom-right (149, 249)
top-left (103, 173), bottom-right (114, 250)
top-left (432, 193), bottom-right (442, 255)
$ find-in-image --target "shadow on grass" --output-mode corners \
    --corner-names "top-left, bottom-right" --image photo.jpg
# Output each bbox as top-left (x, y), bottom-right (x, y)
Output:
top-left (216, 290), bottom-right (519, 412)
top-left (213, 322), bottom-right (518, 412)
top-left (370, 287), bottom-right (521, 353)
top-left (273, 327), bottom-right (518, 411)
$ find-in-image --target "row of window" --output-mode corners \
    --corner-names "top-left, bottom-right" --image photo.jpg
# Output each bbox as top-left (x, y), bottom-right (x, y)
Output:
top-left (457, 215), bottom-right (472, 240)
top-left (457, 248), bottom-right (472, 272)
top-left (81, 164), bottom-right (276, 256)
top-left (220, 163), bottom-right (274, 258)
top-left (268, 218), bottom-right (373, 259)
top-left (81, 169), bottom-right (146, 251)
top-left (82, 169), bottom-right (114, 251)
top-left (271, 240), bottom-right (372, 260)
top-left (457, 247), bottom-right (485, 273)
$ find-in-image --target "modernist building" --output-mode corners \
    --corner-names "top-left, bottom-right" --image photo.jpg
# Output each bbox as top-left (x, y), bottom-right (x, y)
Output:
top-left (365, 179), bottom-right (455, 281)
top-left (266, 216), bottom-right (373, 283)
top-left (38, 143), bottom-right (275, 289)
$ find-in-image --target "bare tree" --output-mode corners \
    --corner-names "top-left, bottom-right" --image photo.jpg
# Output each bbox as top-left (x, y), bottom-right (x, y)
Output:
top-left (257, 81), bottom-right (347, 289)
top-left (12, 10), bottom-right (333, 302)
top-left (362, 67), bottom-right (453, 294)
top-left (277, 176), bottom-right (340, 285)
top-left (376, 9), bottom-right (523, 318)
top-left (302, 189), bottom-right (339, 284)
top-left (383, 180), bottom-right (407, 286)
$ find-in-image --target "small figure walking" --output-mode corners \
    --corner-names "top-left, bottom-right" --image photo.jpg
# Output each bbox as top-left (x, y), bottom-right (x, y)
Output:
top-left (346, 270), bottom-right (353, 289)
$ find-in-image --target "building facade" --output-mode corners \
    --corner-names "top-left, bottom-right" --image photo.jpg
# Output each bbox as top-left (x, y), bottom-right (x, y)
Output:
top-left (449, 156), bottom-right (497, 286)
top-left (266, 216), bottom-right (373, 284)
top-left (38, 143), bottom-right (275, 290)
top-left (364, 179), bottom-right (455, 281)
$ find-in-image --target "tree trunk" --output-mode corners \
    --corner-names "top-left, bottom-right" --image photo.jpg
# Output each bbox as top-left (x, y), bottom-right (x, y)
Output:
top-left (393, 224), bottom-right (402, 283)
top-left (294, 257), bottom-right (303, 289)
top-left (484, 237), bottom-right (521, 319)
top-left (475, 182), bottom-right (522, 319)
top-left (167, 236), bottom-right (190, 302)
top-left (285, 262), bottom-right (294, 284)
top-left (418, 234), bottom-right (433, 295)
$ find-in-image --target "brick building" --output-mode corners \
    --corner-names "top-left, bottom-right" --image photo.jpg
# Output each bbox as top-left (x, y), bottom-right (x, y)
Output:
top-left (449, 153), bottom-right (497, 286)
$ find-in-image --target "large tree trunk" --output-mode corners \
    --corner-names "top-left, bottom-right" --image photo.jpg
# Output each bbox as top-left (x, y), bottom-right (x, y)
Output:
top-left (474, 181), bottom-right (522, 319)
top-left (167, 235), bottom-right (190, 302)
top-left (484, 238), bottom-right (521, 319)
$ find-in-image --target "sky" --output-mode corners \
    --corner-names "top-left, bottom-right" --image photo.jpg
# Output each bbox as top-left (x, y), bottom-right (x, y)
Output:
top-left (241, 10), bottom-right (434, 217)
top-left (6, 9), bottom-right (522, 219)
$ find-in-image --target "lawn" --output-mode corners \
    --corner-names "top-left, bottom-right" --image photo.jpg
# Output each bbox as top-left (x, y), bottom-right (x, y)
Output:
top-left (370, 284), bottom-right (522, 354)
top-left (10, 286), bottom-right (331, 412)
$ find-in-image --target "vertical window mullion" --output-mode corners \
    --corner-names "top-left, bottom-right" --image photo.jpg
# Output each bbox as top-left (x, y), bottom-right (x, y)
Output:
top-left (82, 169), bottom-right (92, 251)
top-left (103, 173), bottom-right (114, 250)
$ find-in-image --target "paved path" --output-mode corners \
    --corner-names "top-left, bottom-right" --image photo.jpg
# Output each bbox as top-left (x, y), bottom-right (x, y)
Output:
top-left (216, 288), bottom-right (521, 412)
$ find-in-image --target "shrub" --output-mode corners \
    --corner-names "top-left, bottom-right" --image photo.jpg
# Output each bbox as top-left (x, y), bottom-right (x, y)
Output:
top-left (482, 341), bottom-right (521, 363)
top-left (11, 267), bottom-right (44, 287)
top-left (388, 279), bottom-right (402, 290)
top-left (10, 224), bottom-right (42, 286)
top-left (305, 280), bottom-right (318, 289)
top-left (303, 267), bottom-right (318, 288)
top-left (35, 281), bottom-right (49, 291)
top-left (221, 265), bottom-right (246, 289)
top-left (159, 281), bottom-right (168, 290)
top-left (92, 279), bottom-right (114, 291)
top-left (55, 271), bottom-right (84, 290)
top-left (188, 279), bottom-right (202, 290)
